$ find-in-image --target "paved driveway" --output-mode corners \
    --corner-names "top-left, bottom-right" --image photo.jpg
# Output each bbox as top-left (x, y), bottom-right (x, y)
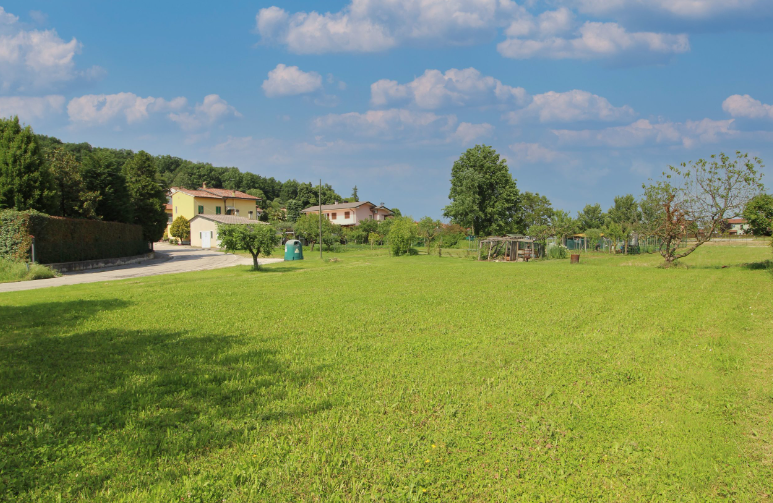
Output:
top-left (0, 243), bottom-right (284, 294)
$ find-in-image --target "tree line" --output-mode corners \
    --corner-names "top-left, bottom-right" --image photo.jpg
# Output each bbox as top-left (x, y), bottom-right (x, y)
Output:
top-left (442, 145), bottom-right (770, 265)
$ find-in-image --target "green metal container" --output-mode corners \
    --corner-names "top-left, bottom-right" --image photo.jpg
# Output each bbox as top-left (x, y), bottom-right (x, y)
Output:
top-left (284, 240), bottom-right (304, 261)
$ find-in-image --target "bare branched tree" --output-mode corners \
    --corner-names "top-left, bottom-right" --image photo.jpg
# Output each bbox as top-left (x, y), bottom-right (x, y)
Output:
top-left (643, 152), bottom-right (764, 266)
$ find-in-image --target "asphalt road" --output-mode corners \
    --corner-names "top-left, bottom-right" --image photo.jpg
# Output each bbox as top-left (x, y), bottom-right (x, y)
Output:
top-left (0, 243), bottom-right (283, 294)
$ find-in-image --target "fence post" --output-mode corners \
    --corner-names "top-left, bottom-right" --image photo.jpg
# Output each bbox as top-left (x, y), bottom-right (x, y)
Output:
top-left (30, 235), bottom-right (36, 264)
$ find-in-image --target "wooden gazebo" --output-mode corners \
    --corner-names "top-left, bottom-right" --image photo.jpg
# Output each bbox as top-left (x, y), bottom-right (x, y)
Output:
top-left (478, 236), bottom-right (541, 262)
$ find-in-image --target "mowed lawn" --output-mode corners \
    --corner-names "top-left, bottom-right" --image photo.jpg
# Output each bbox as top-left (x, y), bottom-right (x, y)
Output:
top-left (1, 245), bottom-right (772, 501)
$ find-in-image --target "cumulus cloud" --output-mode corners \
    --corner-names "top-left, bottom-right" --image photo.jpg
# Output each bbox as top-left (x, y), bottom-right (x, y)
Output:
top-left (506, 90), bottom-right (635, 123)
top-left (0, 95), bottom-right (65, 121)
top-left (262, 64), bottom-right (323, 97)
top-left (722, 94), bottom-right (773, 120)
top-left (0, 7), bottom-right (101, 90)
top-left (168, 94), bottom-right (242, 131)
top-left (450, 122), bottom-right (494, 144)
top-left (312, 108), bottom-right (457, 139)
top-left (255, 0), bottom-right (523, 54)
top-left (551, 118), bottom-right (736, 148)
top-left (498, 21), bottom-right (689, 61)
top-left (509, 142), bottom-right (565, 163)
top-left (371, 67), bottom-right (528, 109)
top-left (68, 93), bottom-right (187, 125)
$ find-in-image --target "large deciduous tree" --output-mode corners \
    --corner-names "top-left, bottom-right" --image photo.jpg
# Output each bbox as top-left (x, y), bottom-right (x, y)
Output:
top-left (643, 151), bottom-right (764, 266)
top-left (576, 203), bottom-right (606, 231)
top-left (217, 222), bottom-right (280, 270)
top-left (443, 145), bottom-right (520, 237)
top-left (520, 191), bottom-right (554, 229)
top-left (551, 210), bottom-right (576, 246)
top-left (0, 117), bottom-right (56, 213)
top-left (123, 151), bottom-right (167, 242)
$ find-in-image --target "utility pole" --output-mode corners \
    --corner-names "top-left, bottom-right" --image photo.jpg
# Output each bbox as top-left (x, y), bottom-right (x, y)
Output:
top-left (318, 179), bottom-right (323, 259)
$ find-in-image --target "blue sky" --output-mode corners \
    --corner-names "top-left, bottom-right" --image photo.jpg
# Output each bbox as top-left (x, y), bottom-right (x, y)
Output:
top-left (2, 0), bottom-right (772, 219)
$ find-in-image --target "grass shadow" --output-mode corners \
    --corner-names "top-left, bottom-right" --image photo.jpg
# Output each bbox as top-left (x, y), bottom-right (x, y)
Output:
top-left (0, 322), bottom-right (328, 498)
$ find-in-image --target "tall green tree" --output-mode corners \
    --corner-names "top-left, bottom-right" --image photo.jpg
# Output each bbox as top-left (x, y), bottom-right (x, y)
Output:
top-left (351, 185), bottom-right (359, 202)
top-left (576, 204), bottom-right (606, 231)
top-left (551, 210), bottom-right (576, 245)
top-left (285, 199), bottom-right (302, 223)
top-left (0, 117), bottom-right (55, 212)
top-left (608, 194), bottom-right (641, 254)
top-left (123, 151), bottom-right (167, 242)
top-left (742, 194), bottom-right (773, 236)
top-left (81, 150), bottom-right (134, 223)
top-left (520, 191), bottom-right (554, 229)
top-left (443, 145), bottom-right (520, 237)
top-left (47, 148), bottom-right (100, 219)
top-left (417, 216), bottom-right (442, 255)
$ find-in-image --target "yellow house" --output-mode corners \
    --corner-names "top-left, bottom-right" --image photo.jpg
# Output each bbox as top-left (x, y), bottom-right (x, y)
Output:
top-left (168, 186), bottom-right (262, 238)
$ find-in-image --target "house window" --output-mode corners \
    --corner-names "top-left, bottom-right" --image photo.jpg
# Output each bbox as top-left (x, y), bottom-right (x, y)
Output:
top-left (216, 206), bottom-right (222, 215)
top-left (369, 214), bottom-right (373, 219)
top-left (167, 214), bottom-right (173, 223)
top-left (249, 211), bottom-right (253, 219)
top-left (331, 212), bottom-right (337, 220)
top-left (345, 211), bottom-right (350, 218)
top-left (175, 206), bottom-right (177, 214)
top-left (198, 205), bottom-right (204, 214)
top-left (235, 209), bottom-right (239, 216)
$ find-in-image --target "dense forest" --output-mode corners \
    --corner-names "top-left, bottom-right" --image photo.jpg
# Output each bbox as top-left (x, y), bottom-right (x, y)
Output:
top-left (35, 133), bottom-right (349, 211)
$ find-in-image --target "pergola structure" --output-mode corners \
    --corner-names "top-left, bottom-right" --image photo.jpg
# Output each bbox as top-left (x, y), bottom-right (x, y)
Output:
top-left (478, 236), bottom-right (541, 262)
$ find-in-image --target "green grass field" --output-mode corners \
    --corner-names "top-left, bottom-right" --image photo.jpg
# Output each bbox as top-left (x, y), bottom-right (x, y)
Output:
top-left (1, 244), bottom-right (772, 501)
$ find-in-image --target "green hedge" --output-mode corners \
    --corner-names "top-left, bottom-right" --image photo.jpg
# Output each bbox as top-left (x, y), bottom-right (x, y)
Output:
top-left (0, 210), bottom-right (149, 264)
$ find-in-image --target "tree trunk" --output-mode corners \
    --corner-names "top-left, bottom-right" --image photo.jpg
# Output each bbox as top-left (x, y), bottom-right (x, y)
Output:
top-left (252, 252), bottom-right (260, 270)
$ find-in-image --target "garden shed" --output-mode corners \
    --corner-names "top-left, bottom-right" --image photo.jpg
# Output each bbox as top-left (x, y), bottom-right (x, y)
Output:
top-left (478, 236), bottom-right (541, 262)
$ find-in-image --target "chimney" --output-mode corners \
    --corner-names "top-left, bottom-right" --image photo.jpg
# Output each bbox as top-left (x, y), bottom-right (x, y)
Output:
top-left (202, 182), bottom-right (207, 189)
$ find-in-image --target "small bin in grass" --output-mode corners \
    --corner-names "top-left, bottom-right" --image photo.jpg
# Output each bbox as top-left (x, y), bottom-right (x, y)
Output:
top-left (570, 254), bottom-right (580, 264)
top-left (284, 240), bottom-right (303, 261)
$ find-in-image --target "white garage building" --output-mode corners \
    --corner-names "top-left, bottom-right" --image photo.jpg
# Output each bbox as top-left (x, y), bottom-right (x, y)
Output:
top-left (189, 214), bottom-right (267, 248)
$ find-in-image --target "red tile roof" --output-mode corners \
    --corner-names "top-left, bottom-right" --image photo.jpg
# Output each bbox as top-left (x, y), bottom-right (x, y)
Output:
top-left (727, 218), bottom-right (747, 224)
top-left (164, 203), bottom-right (172, 211)
top-left (170, 187), bottom-right (261, 201)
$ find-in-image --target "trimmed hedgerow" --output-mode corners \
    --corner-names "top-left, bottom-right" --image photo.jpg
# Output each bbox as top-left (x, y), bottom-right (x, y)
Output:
top-left (0, 210), bottom-right (148, 264)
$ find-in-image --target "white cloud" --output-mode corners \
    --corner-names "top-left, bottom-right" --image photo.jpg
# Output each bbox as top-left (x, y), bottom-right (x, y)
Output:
top-left (722, 94), bottom-right (773, 120)
top-left (509, 142), bottom-right (564, 163)
top-left (68, 93), bottom-right (187, 125)
top-left (255, 0), bottom-right (524, 54)
top-left (168, 94), bottom-right (241, 131)
top-left (450, 122), bottom-right (494, 143)
top-left (371, 67), bottom-right (528, 109)
top-left (498, 21), bottom-right (689, 61)
top-left (262, 64), bottom-right (323, 97)
top-left (0, 95), bottom-right (65, 121)
top-left (313, 108), bottom-right (457, 139)
top-left (0, 7), bottom-right (100, 90)
top-left (567, 0), bottom-right (766, 20)
top-left (506, 90), bottom-right (635, 123)
top-left (551, 118), bottom-right (736, 148)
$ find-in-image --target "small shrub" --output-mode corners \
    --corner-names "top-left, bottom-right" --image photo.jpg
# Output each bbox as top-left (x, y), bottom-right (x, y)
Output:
top-left (388, 217), bottom-right (417, 256)
top-left (545, 244), bottom-right (569, 260)
top-left (170, 216), bottom-right (190, 242)
top-left (0, 258), bottom-right (58, 283)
